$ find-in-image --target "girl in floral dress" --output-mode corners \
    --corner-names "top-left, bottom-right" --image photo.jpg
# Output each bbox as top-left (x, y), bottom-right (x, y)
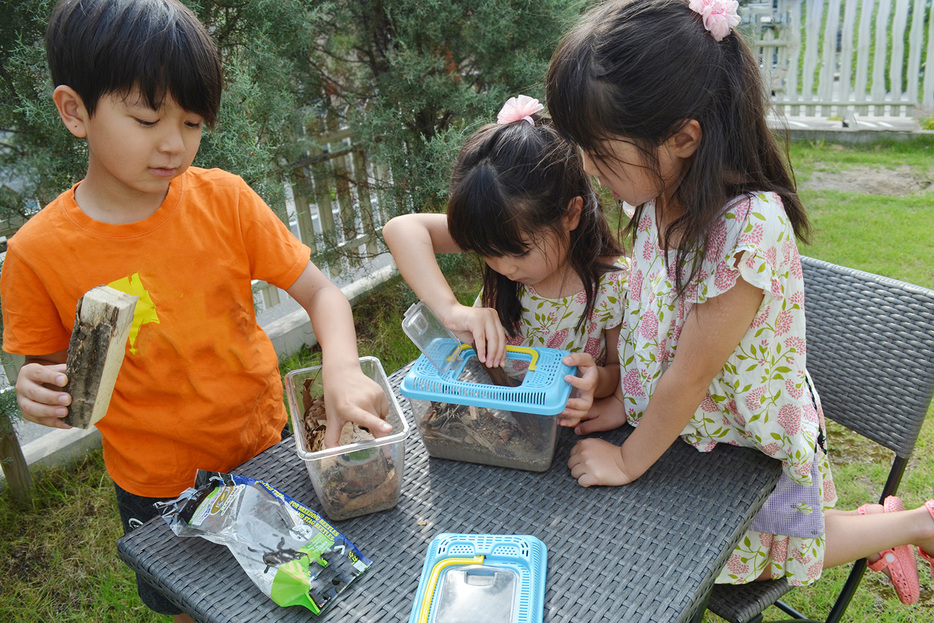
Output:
top-left (384, 96), bottom-right (629, 424)
top-left (544, 0), bottom-right (934, 605)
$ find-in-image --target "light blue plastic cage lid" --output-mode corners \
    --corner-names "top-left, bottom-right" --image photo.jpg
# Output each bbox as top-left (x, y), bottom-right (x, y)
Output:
top-left (399, 347), bottom-right (575, 416)
top-left (407, 533), bottom-right (547, 623)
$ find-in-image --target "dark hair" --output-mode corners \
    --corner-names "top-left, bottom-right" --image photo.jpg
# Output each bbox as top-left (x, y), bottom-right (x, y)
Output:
top-left (546, 0), bottom-right (809, 296)
top-left (46, 0), bottom-right (222, 124)
top-left (447, 114), bottom-right (623, 336)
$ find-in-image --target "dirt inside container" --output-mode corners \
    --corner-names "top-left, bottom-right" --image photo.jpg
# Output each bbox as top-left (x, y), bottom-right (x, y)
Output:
top-left (416, 358), bottom-right (555, 471)
top-left (300, 379), bottom-right (399, 518)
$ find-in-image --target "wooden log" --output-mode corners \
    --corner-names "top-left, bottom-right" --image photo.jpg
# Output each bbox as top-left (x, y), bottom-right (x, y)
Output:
top-left (0, 428), bottom-right (33, 507)
top-left (63, 285), bottom-right (138, 429)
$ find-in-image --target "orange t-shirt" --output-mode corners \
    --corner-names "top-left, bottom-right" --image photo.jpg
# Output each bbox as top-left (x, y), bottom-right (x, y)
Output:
top-left (1, 167), bottom-right (311, 497)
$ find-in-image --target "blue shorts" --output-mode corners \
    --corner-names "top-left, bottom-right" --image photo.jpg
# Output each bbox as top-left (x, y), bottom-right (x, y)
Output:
top-left (113, 482), bottom-right (183, 616)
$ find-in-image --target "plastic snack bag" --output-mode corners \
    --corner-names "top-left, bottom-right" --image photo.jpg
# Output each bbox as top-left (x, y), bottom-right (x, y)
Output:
top-left (157, 470), bottom-right (371, 614)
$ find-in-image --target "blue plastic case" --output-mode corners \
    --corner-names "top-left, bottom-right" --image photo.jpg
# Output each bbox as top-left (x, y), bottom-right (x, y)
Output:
top-left (408, 533), bottom-right (547, 623)
top-left (400, 346), bottom-right (575, 416)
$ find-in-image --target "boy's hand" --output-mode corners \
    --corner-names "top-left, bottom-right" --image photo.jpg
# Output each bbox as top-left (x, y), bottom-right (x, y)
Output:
top-left (557, 352), bottom-right (598, 428)
top-left (16, 362), bottom-right (72, 429)
top-left (574, 393), bottom-right (628, 435)
top-left (322, 368), bottom-right (392, 449)
top-left (568, 438), bottom-right (635, 487)
top-left (438, 304), bottom-right (506, 368)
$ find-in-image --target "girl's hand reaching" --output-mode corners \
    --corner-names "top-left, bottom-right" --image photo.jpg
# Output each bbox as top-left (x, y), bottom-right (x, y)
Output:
top-left (568, 438), bottom-right (635, 487)
top-left (322, 366), bottom-right (392, 449)
top-left (382, 214), bottom-right (510, 363)
top-left (438, 303), bottom-right (507, 368)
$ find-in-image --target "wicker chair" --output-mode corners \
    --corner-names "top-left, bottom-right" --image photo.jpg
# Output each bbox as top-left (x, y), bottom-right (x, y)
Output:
top-left (706, 256), bottom-right (934, 623)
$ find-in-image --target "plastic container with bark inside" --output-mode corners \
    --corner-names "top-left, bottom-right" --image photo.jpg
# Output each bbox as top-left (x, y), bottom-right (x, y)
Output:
top-left (400, 347), bottom-right (574, 472)
top-left (284, 356), bottom-right (408, 520)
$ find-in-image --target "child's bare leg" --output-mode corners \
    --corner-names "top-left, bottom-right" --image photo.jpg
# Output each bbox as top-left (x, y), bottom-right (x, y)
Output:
top-left (823, 504), bottom-right (934, 569)
top-left (834, 505), bottom-right (879, 516)
top-left (174, 614), bottom-right (195, 623)
top-left (919, 503), bottom-right (934, 560)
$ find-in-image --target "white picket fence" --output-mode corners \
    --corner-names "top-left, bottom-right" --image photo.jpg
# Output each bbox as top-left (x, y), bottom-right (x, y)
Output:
top-left (745, 0), bottom-right (934, 118)
top-left (260, 0), bottom-right (934, 322)
top-left (251, 125), bottom-right (398, 315)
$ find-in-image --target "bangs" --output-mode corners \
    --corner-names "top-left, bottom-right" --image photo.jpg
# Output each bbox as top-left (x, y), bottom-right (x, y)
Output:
top-left (133, 27), bottom-right (221, 123)
top-left (546, 13), bottom-right (619, 158)
top-left (107, 1), bottom-right (221, 123)
top-left (47, 0), bottom-right (222, 124)
top-left (447, 170), bottom-right (534, 258)
top-left (546, 0), bottom-right (675, 161)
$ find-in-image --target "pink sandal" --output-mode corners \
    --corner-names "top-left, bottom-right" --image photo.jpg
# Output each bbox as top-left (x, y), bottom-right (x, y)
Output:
top-left (917, 499), bottom-right (934, 580)
top-left (859, 496), bottom-right (920, 605)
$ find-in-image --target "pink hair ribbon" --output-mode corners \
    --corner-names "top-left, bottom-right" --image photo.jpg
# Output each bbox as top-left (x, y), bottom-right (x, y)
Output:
top-left (689, 0), bottom-right (740, 42)
top-left (496, 95), bottom-right (544, 126)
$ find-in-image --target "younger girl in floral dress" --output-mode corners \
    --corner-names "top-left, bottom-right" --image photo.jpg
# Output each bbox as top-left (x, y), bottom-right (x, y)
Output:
top-left (546, 0), bottom-right (934, 605)
top-left (384, 96), bottom-right (629, 423)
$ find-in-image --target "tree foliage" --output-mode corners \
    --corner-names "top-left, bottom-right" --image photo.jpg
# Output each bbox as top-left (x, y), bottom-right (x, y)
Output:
top-left (0, 0), bottom-right (587, 444)
top-left (1, 0), bottom-right (589, 223)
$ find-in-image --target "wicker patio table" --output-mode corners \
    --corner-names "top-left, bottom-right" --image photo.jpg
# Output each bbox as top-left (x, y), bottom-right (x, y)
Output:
top-left (117, 364), bottom-right (781, 623)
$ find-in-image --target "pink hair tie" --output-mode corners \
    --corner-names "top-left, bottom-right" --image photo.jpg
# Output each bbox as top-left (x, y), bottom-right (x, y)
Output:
top-left (496, 95), bottom-right (544, 126)
top-left (689, 0), bottom-right (740, 42)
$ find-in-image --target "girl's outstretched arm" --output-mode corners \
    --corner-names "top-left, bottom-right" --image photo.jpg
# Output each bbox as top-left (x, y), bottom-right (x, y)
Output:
top-left (569, 272), bottom-right (764, 487)
top-left (383, 213), bottom-right (506, 366)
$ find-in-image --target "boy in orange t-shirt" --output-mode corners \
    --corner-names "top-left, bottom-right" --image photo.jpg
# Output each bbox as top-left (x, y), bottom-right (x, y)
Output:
top-left (0, 1), bottom-right (391, 621)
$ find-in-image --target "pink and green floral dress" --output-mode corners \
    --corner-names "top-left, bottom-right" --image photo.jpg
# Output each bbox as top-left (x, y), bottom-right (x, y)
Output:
top-left (620, 192), bottom-right (836, 586)
top-left (495, 256), bottom-right (629, 376)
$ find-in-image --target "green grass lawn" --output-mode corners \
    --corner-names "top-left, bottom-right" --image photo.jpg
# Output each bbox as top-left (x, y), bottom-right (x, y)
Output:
top-left (2, 136), bottom-right (933, 622)
top-left (790, 138), bottom-right (934, 288)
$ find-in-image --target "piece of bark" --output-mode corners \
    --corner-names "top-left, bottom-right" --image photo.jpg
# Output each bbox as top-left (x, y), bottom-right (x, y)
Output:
top-left (63, 285), bottom-right (138, 428)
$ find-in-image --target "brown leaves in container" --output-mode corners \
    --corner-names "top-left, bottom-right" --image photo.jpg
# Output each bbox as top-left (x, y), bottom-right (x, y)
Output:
top-left (299, 376), bottom-right (397, 520)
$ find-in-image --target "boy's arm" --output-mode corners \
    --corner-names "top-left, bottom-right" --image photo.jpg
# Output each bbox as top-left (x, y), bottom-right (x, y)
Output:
top-left (15, 350), bottom-right (72, 429)
top-left (383, 213), bottom-right (506, 366)
top-left (286, 262), bottom-right (392, 448)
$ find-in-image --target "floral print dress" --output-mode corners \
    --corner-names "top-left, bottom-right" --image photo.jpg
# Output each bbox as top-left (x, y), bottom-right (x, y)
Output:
top-left (619, 192), bottom-right (836, 586)
top-left (495, 256), bottom-right (629, 376)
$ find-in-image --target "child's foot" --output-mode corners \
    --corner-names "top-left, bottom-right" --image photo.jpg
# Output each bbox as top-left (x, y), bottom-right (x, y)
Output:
top-left (860, 496), bottom-right (920, 605)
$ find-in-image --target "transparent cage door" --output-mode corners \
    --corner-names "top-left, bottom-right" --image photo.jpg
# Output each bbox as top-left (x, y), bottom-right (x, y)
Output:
top-left (402, 301), bottom-right (463, 375)
top-left (431, 564), bottom-right (517, 623)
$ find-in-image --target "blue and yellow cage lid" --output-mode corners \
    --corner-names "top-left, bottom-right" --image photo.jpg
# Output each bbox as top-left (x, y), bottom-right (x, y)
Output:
top-left (408, 533), bottom-right (547, 623)
top-left (400, 345), bottom-right (575, 416)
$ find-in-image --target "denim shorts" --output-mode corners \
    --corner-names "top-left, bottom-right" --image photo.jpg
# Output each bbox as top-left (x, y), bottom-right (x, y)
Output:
top-left (113, 482), bottom-right (183, 616)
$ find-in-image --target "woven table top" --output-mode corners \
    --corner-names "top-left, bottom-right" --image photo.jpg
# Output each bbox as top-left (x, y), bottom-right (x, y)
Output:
top-left (118, 364), bottom-right (781, 623)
